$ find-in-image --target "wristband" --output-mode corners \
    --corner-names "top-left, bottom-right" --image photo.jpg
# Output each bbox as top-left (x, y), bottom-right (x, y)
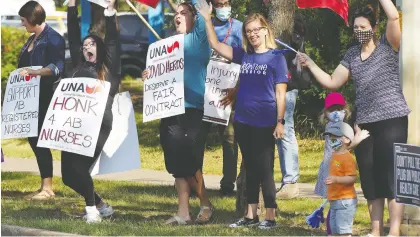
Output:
top-left (277, 118), bottom-right (285, 125)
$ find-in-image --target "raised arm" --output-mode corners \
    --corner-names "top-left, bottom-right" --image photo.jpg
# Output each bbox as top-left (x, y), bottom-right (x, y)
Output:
top-left (67, 0), bottom-right (82, 67)
top-left (380, 0), bottom-right (401, 50)
top-left (104, 0), bottom-right (120, 76)
top-left (196, 0), bottom-right (233, 61)
top-left (297, 53), bottom-right (350, 91)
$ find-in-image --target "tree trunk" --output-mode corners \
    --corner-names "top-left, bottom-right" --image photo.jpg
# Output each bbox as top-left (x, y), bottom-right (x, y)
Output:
top-left (268, 0), bottom-right (296, 44)
top-left (236, 161), bottom-right (247, 215)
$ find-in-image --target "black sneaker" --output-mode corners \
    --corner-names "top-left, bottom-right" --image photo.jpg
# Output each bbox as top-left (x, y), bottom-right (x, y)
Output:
top-left (258, 220), bottom-right (276, 230)
top-left (229, 217), bottom-right (259, 228)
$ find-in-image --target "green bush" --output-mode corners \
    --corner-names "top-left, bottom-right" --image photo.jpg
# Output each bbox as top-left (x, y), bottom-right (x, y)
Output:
top-left (1, 27), bottom-right (30, 82)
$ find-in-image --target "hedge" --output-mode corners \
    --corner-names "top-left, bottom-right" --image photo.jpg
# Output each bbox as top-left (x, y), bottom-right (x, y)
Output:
top-left (1, 27), bottom-right (30, 82)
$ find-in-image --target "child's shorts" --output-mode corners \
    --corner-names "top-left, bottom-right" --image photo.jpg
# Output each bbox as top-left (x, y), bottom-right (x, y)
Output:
top-left (329, 198), bottom-right (357, 235)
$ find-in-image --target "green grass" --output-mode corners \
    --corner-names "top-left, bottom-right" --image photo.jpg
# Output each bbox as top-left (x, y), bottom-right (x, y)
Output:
top-left (1, 79), bottom-right (326, 183)
top-left (1, 172), bottom-right (375, 236)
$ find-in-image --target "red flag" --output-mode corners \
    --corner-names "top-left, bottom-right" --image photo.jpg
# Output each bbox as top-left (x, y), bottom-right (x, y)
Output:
top-left (135, 0), bottom-right (160, 8)
top-left (296, 0), bottom-right (349, 26)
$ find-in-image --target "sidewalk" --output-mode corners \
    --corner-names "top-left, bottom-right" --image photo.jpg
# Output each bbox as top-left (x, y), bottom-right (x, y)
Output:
top-left (1, 157), bottom-right (365, 201)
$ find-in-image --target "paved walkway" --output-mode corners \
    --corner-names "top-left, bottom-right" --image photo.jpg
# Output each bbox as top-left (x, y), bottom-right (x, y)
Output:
top-left (1, 157), bottom-right (365, 201)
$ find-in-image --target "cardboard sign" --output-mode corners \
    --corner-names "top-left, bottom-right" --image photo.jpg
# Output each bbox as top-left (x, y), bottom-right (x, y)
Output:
top-left (87, 0), bottom-right (108, 8)
top-left (37, 78), bottom-right (110, 157)
top-left (143, 34), bottom-right (185, 122)
top-left (203, 51), bottom-right (240, 125)
top-left (90, 91), bottom-right (141, 176)
top-left (1, 67), bottom-right (41, 139)
top-left (395, 143), bottom-right (420, 207)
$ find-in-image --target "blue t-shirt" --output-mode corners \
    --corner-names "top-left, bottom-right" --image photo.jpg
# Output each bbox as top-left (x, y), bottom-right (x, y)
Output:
top-left (213, 18), bottom-right (243, 47)
top-left (183, 0), bottom-right (211, 110)
top-left (232, 48), bottom-right (289, 127)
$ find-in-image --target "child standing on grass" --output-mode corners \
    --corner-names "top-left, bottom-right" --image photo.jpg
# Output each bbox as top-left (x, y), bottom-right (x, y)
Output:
top-left (323, 122), bottom-right (369, 236)
top-left (315, 92), bottom-right (351, 234)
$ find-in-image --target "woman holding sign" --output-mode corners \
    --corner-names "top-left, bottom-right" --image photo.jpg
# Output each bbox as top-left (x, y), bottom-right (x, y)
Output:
top-left (62, 0), bottom-right (121, 223)
top-left (197, 0), bottom-right (288, 229)
top-left (142, 0), bottom-right (214, 225)
top-left (17, 0), bottom-right (65, 201)
top-left (297, 1), bottom-right (409, 236)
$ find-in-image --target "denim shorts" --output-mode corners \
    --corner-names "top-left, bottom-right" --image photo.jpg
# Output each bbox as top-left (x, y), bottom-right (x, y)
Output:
top-left (329, 198), bottom-right (358, 235)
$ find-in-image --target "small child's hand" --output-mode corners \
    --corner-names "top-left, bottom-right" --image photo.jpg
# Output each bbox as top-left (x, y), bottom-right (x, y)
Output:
top-left (325, 176), bottom-right (337, 185)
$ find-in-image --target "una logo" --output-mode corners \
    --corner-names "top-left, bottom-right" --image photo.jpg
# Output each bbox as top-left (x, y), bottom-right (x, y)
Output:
top-left (61, 82), bottom-right (102, 94)
top-left (150, 41), bottom-right (180, 59)
top-left (9, 74), bottom-right (36, 84)
top-left (25, 74), bottom-right (37, 81)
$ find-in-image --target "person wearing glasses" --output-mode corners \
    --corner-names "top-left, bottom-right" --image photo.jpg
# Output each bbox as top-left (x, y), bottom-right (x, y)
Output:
top-left (17, 0), bottom-right (65, 201)
top-left (142, 0), bottom-right (213, 226)
top-left (298, 1), bottom-right (409, 236)
top-left (61, 0), bottom-right (121, 223)
top-left (197, 0), bottom-right (288, 229)
top-left (196, 0), bottom-right (243, 196)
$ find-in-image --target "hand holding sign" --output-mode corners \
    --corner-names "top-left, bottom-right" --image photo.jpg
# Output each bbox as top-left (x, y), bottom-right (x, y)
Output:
top-left (19, 68), bottom-right (38, 77)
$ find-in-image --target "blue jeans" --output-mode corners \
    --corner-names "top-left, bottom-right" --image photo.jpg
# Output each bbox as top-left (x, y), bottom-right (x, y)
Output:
top-left (329, 198), bottom-right (358, 235)
top-left (276, 89), bottom-right (299, 184)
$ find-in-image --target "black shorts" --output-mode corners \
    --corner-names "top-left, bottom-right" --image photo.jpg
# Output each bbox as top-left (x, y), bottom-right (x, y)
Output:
top-left (355, 116), bottom-right (408, 200)
top-left (159, 108), bottom-right (205, 178)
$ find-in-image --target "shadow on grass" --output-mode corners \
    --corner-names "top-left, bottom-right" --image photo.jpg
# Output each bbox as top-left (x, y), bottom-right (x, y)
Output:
top-left (1, 172), bottom-right (29, 180)
top-left (298, 174), bottom-right (319, 183)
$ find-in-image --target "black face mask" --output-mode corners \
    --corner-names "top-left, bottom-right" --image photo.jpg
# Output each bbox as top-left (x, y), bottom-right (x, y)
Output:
top-left (354, 29), bottom-right (374, 44)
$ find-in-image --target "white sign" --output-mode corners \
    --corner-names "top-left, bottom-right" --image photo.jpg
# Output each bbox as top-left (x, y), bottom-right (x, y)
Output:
top-left (37, 78), bottom-right (110, 157)
top-left (143, 34), bottom-right (185, 123)
top-left (1, 67), bottom-right (41, 139)
top-left (203, 51), bottom-right (240, 125)
top-left (90, 91), bottom-right (141, 176)
top-left (87, 0), bottom-right (108, 8)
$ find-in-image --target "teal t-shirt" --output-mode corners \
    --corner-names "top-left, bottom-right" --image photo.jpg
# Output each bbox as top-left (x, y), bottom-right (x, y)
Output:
top-left (183, 0), bottom-right (211, 109)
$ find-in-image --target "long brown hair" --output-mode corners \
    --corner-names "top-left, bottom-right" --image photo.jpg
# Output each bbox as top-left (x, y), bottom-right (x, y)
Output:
top-left (82, 34), bottom-right (109, 81)
top-left (242, 13), bottom-right (277, 53)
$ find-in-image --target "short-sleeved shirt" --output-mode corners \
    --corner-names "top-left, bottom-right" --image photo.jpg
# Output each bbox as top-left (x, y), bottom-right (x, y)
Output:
top-left (231, 48), bottom-right (289, 127)
top-left (213, 18), bottom-right (243, 47)
top-left (183, 0), bottom-right (211, 110)
top-left (327, 151), bottom-right (357, 201)
top-left (340, 34), bottom-right (410, 124)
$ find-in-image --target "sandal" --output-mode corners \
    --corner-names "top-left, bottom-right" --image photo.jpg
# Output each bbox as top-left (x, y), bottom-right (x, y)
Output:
top-left (29, 189), bottom-right (55, 201)
top-left (196, 205), bottom-right (215, 224)
top-left (165, 215), bottom-right (193, 225)
top-left (24, 189), bottom-right (42, 200)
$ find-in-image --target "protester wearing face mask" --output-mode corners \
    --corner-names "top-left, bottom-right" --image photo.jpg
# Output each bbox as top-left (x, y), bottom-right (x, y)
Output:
top-left (196, 0), bottom-right (243, 196)
top-left (323, 122), bottom-right (369, 237)
top-left (315, 92), bottom-right (351, 235)
top-left (297, 1), bottom-right (410, 236)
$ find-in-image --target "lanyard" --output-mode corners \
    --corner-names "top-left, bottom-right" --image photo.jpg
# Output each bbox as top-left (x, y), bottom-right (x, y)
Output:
top-left (213, 18), bottom-right (233, 44)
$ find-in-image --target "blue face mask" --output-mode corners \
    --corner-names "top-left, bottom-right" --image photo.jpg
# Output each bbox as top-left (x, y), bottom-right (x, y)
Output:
top-left (329, 138), bottom-right (343, 151)
top-left (327, 110), bottom-right (345, 123)
top-left (215, 7), bottom-right (231, 22)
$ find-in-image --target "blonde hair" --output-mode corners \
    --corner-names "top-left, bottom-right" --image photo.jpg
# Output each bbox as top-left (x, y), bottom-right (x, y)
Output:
top-left (242, 13), bottom-right (277, 53)
top-left (319, 104), bottom-right (352, 125)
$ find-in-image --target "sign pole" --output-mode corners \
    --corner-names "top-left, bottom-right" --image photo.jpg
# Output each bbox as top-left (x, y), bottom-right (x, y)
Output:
top-left (399, 0), bottom-right (420, 235)
top-left (125, 0), bottom-right (162, 40)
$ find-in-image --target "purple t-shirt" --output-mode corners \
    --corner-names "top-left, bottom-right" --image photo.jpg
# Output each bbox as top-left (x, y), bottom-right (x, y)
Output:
top-left (232, 47), bottom-right (289, 127)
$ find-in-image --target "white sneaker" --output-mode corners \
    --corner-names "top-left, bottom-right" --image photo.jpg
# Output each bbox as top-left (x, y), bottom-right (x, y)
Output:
top-left (84, 206), bottom-right (102, 223)
top-left (98, 203), bottom-right (114, 217)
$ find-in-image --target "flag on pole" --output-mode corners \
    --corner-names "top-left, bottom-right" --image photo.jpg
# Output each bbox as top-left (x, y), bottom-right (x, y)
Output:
top-left (135, 0), bottom-right (160, 8)
top-left (296, 0), bottom-right (349, 26)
